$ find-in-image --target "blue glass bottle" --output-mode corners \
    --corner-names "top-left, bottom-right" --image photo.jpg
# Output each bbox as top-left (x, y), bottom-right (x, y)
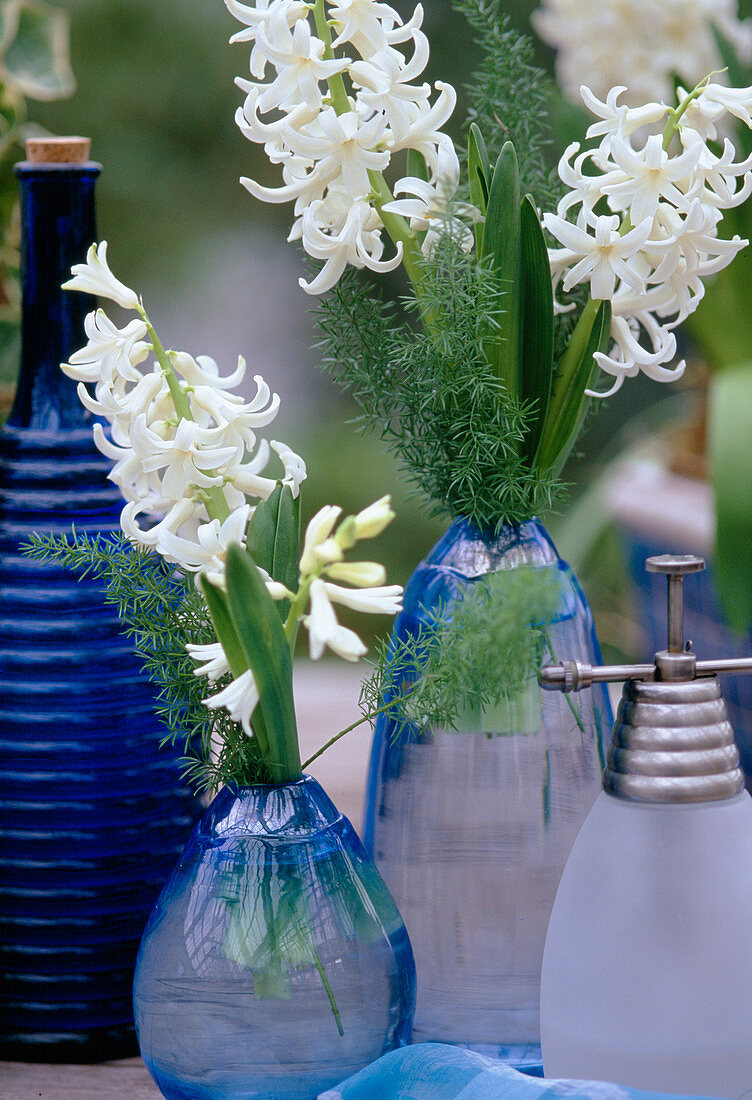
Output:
top-left (134, 776), bottom-right (416, 1100)
top-left (363, 518), bottom-right (612, 1073)
top-left (0, 148), bottom-right (197, 1061)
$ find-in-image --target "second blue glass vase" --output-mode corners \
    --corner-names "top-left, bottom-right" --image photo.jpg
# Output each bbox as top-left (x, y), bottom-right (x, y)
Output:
top-left (363, 518), bottom-right (612, 1070)
top-left (134, 775), bottom-right (416, 1100)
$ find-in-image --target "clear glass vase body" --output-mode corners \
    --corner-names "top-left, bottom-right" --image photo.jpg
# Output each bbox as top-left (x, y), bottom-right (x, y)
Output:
top-left (133, 776), bottom-right (416, 1100)
top-left (363, 518), bottom-right (612, 1067)
top-left (0, 161), bottom-right (197, 1061)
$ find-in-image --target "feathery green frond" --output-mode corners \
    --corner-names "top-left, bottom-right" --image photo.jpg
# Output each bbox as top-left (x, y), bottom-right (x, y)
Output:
top-left (453, 0), bottom-right (560, 212)
top-left (361, 564), bottom-right (570, 736)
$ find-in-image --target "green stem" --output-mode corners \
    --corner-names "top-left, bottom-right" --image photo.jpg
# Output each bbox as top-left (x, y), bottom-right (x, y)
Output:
top-left (311, 0), bottom-right (426, 302)
top-left (541, 628), bottom-right (586, 738)
top-left (313, 948), bottom-right (344, 1036)
top-left (313, 0), bottom-right (350, 115)
top-left (662, 75), bottom-right (716, 151)
top-left (141, 313), bottom-right (191, 421)
top-left (284, 573), bottom-right (315, 643)
top-left (368, 169), bottom-right (426, 297)
top-left (205, 485), bottom-right (231, 523)
top-left (302, 695), bottom-right (407, 769)
top-left (139, 308), bottom-right (231, 524)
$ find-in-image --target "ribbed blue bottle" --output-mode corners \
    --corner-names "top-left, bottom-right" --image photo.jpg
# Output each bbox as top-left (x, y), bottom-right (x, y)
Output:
top-left (0, 141), bottom-right (197, 1062)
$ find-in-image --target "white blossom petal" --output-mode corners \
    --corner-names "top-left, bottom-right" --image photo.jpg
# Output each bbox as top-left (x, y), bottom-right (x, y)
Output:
top-left (63, 242), bottom-right (141, 311)
top-left (204, 668), bottom-right (259, 736)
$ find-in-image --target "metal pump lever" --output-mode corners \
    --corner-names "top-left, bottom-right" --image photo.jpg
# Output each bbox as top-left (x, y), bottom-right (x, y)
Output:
top-left (541, 554), bottom-right (752, 693)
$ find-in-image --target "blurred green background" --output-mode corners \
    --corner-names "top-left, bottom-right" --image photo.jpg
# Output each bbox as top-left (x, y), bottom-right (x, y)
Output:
top-left (9, 0), bottom-right (741, 657)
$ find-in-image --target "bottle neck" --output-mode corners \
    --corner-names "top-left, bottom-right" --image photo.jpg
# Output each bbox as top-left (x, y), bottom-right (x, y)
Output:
top-left (8, 162), bottom-right (101, 432)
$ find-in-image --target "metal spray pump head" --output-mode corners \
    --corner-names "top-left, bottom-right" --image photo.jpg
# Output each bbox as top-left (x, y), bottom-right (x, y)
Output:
top-left (541, 555), bottom-right (748, 804)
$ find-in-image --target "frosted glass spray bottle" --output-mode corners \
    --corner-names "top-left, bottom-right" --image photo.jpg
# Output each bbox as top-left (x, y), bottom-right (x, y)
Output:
top-left (540, 554), bottom-right (752, 1098)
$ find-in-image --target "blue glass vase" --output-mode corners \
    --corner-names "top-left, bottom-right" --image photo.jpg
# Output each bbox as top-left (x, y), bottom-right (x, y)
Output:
top-left (363, 518), bottom-right (612, 1071)
top-left (0, 154), bottom-right (197, 1061)
top-left (133, 776), bottom-right (416, 1100)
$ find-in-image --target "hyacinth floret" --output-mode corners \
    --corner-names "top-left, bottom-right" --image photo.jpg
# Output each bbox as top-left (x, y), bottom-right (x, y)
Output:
top-left (225, 0), bottom-right (461, 293)
top-left (544, 80), bottom-right (752, 395)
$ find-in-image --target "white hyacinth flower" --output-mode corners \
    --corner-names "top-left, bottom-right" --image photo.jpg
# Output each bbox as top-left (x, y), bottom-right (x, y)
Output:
top-left (299, 504), bottom-right (343, 573)
top-left (123, 501), bottom-right (255, 586)
top-left (544, 213), bottom-right (654, 300)
top-left (76, 369), bottom-right (166, 448)
top-left (298, 189), bottom-right (403, 294)
top-left (350, 494), bottom-right (395, 539)
top-left (63, 242), bottom-right (141, 311)
top-left (170, 351), bottom-right (248, 391)
top-left (384, 140), bottom-right (476, 256)
top-left (543, 81), bottom-right (752, 394)
top-left (130, 417), bottom-right (241, 500)
top-left (203, 668), bottom-right (260, 737)
top-left (328, 0), bottom-right (402, 54)
top-left (61, 244), bottom-right (307, 587)
top-left (63, 310), bottom-right (149, 388)
top-left (322, 580), bottom-right (403, 615)
top-left (305, 577), bottom-right (369, 661)
top-left (254, 17), bottom-right (351, 112)
top-left (325, 560), bottom-right (387, 586)
top-left (226, 0), bottom-right (466, 293)
top-left (186, 641), bottom-right (232, 683)
top-left (293, 495), bottom-right (403, 663)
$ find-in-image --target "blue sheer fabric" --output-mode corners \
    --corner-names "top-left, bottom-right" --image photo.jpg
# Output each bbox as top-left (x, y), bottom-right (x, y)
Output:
top-left (320, 1045), bottom-right (718, 1100)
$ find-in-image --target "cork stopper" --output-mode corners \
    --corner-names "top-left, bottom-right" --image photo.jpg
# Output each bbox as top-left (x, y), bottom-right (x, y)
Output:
top-left (25, 136), bottom-right (91, 164)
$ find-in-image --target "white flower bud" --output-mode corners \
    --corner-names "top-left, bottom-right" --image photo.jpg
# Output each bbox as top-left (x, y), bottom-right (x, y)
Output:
top-left (351, 495), bottom-right (395, 539)
top-left (299, 505), bottom-right (342, 574)
top-left (326, 560), bottom-right (387, 587)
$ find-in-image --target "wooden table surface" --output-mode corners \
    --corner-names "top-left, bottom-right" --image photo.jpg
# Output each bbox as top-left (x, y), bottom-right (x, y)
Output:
top-left (1, 1057), bottom-right (161, 1099)
top-left (2, 663), bottom-right (368, 1100)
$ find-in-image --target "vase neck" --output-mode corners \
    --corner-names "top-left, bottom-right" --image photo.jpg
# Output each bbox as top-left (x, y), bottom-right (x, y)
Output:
top-left (7, 162), bottom-right (101, 433)
top-left (431, 516), bottom-right (559, 578)
top-left (203, 776), bottom-right (342, 841)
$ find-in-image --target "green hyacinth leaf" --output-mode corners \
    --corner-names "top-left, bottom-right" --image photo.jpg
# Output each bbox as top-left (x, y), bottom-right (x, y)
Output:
top-left (468, 123), bottom-right (491, 252)
top-left (709, 364), bottom-right (752, 634)
top-left (482, 140), bottom-right (521, 399)
top-left (0, 0), bottom-right (75, 101)
top-left (535, 296), bottom-right (611, 478)
top-left (245, 494), bottom-right (277, 578)
top-left (224, 544), bottom-right (301, 781)
top-left (519, 194), bottom-right (554, 465)
top-left (198, 576), bottom-right (248, 680)
top-left (272, 485), bottom-right (300, 597)
top-left (245, 484), bottom-right (299, 619)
